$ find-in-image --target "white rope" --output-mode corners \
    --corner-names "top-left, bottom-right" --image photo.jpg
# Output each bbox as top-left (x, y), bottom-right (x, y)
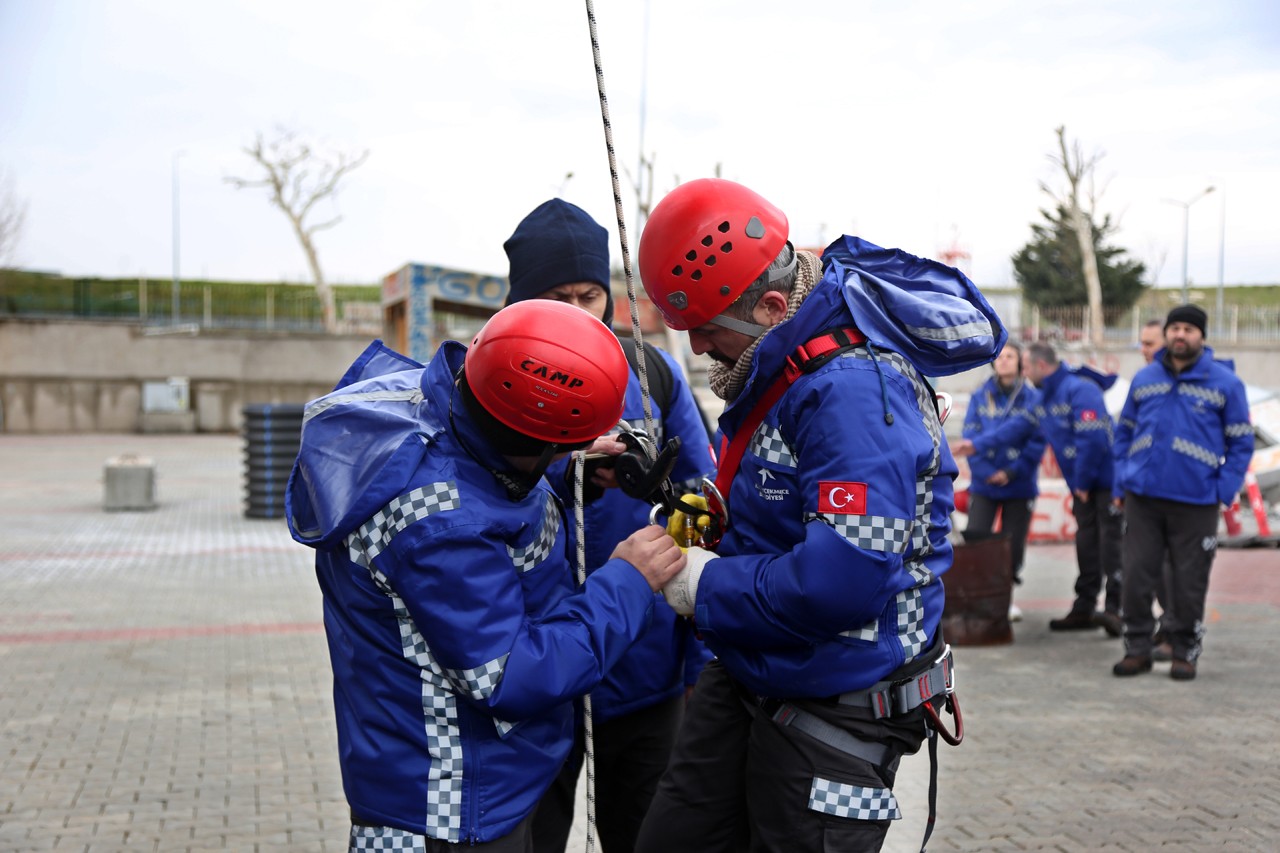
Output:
top-left (571, 451), bottom-right (597, 853)
top-left (583, 0), bottom-right (657, 446)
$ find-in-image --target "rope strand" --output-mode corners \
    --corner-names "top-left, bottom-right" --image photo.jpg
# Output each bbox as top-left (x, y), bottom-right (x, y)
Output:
top-left (584, 0), bottom-right (657, 446)
top-left (572, 452), bottom-right (597, 853)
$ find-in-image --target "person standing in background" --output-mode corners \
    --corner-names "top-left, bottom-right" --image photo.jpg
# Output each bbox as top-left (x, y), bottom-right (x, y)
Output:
top-left (1024, 341), bottom-right (1124, 637)
top-left (951, 341), bottom-right (1046, 622)
top-left (1111, 305), bottom-right (1253, 680)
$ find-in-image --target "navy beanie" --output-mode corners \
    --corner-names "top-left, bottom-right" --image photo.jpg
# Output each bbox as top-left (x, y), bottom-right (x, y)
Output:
top-left (503, 199), bottom-right (614, 326)
top-left (1165, 304), bottom-right (1207, 337)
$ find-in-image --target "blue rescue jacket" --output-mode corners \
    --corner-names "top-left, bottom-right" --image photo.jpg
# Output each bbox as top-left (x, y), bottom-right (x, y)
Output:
top-left (697, 235), bottom-right (1005, 698)
top-left (1032, 363), bottom-right (1115, 493)
top-left (547, 346), bottom-right (715, 722)
top-left (286, 341), bottom-right (658, 844)
top-left (962, 377), bottom-right (1045, 501)
top-left (1114, 346), bottom-right (1253, 506)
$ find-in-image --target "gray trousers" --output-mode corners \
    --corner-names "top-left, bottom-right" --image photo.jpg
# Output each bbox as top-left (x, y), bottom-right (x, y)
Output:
top-left (1071, 489), bottom-right (1124, 615)
top-left (1121, 491), bottom-right (1219, 661)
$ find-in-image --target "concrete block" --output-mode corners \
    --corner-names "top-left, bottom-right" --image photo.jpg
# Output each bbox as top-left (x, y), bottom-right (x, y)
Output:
top-left (103, 455), bottom-right (156, 511)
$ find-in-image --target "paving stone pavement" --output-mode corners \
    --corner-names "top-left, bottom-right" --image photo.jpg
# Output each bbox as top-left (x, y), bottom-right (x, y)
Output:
top-left (1, 434), bottom-right (1278, 852)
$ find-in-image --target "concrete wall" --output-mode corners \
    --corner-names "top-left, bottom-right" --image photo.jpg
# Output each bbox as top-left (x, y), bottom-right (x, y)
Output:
top-left (0, 318), bottom-right (377, 433)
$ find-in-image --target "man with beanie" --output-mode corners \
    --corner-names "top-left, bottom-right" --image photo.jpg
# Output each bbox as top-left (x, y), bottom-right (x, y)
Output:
top-left (1111, 304), bottom-right (1252, 680)
top-left (503, 199), bottom-right (716, 853)
top-left (286, 301), bottom-right (688, 851)
top-left (1024, 341), bottom-right (1125, 636)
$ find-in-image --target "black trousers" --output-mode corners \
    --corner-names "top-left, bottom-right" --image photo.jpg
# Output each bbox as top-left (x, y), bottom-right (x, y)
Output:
top-left (965, 494), bottom-right (1034, 580)
top-left (1121, 491), bottom-right (1219, 661)
top-left (635, 660), bottom-right (927, 853)
top-left (1070, 488), bottom-right (1123, 615)
top-left (532, 695), bottom-right (684, 853)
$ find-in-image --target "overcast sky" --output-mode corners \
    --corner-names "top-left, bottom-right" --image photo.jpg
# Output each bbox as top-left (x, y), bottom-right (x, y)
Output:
top-left (2, 0), bottom-right (1277, 290)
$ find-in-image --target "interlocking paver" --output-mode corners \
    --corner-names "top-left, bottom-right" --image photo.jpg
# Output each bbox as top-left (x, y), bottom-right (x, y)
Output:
top-left (2, 433), bottom-right (1278, 852)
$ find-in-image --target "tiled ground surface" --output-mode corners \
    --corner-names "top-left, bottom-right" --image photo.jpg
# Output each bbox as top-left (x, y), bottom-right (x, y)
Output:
top-left (1, 434), bottom-right (1277, 852)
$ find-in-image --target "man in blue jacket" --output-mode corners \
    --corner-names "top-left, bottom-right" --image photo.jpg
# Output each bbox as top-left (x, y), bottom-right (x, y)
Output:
top-left (286, 300), bottom-right (687, 851)
top-left (631, 178), bottom-right (1005, 852)
top-left (1024, 341), bottom-right (1124, 636)
top-left (1111, 305), bottom-right (1253, 680)
top-left (501, 199), bottom-right (715, 853)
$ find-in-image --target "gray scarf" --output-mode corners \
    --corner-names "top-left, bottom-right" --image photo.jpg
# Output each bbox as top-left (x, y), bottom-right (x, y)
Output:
top-left (708, 250), bottom-right (823, 402)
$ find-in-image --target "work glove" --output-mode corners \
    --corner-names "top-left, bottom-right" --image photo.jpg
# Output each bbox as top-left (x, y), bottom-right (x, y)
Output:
top-left (663, 545), bottom-right (717, 616)
top-left (664, 494), bottom-right (714, 549)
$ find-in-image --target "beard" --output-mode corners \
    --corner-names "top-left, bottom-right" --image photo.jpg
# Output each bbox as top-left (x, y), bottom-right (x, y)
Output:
top-left (1169, 339), bottom-right (1203, 361)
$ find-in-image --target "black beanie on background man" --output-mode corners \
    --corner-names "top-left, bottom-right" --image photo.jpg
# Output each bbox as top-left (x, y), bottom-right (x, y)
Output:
top-left (1165, 304), bottom-right (1208, 337)
top-left (503, 199), bottom-right (614, 326)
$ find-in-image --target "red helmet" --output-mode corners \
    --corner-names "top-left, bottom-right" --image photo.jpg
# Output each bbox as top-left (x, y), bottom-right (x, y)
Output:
top-left (638, 178), bottom-right (789, 330)
top-left (464, 300), bottom-right (628, 445)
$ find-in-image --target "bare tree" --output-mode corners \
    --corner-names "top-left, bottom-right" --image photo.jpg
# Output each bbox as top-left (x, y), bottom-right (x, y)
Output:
top-left (1041, 126), bottom-right (1105, 349)
top-left (226, 129), bottom-right (368, 333)
top-left (0, 169), bottom-right (28, 269)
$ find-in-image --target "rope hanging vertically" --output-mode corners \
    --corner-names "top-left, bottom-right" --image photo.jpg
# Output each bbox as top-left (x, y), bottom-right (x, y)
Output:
top-left (571, 451), bottom-right (597, 853)
top-left (583, 0), bottom-right (657, 443)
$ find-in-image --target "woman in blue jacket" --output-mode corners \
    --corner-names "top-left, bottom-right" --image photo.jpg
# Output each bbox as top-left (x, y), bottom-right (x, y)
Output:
top-left (952, 341), bottom-right (1046, 607)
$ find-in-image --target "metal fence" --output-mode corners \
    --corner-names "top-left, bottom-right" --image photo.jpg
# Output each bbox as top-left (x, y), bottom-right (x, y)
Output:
top-left (0, 276), bottom-right (383, 335)
top-left (1019, 304), bottom-right (1280, 345)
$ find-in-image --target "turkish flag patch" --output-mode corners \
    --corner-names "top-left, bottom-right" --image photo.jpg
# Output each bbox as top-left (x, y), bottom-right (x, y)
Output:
top-left (818, 481), bottom-right (868, 515)
top-left (1080, 410), bottom-right (1097, 422)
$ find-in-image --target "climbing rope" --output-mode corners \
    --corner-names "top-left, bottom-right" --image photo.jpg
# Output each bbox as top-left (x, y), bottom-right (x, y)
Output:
top-left (574, 4), bottom-right (664, 850)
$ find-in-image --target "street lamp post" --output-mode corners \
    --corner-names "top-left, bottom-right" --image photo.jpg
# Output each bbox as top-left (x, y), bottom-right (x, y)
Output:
top-left (171, 151), bottom-right (185, 324)
top-left (1164, 185), bottom-right (1215, 305)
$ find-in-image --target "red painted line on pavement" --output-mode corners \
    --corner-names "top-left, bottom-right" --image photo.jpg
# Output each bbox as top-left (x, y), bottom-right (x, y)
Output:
top-left (0, 546), bottom-right (304, 562)
top-left (0, 621), bottom-right (324, 644)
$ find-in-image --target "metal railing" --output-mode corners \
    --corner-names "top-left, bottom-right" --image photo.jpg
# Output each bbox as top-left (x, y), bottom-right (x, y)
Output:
top-left (0, 275), bottom-right (383, 335)
top-left (1019, 304), bottom-right (1280, 345)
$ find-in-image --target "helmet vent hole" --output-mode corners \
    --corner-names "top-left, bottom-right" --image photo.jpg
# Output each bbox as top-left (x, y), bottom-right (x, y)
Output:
top-left (721, 242), bottom-right (733, 253)
top-left (502, 381), bottom-right (513, 390)
top-left (718, 221), bottom-right (730, 233)
top-left (720, 286), bottom-right (731, 296)
top-left (571, 408), bottom-right (581, 416)
top-left (704, 256), bottom-right (716, 266)
top-left (671, 265), bottom-right (683, 276)
top-left (685, 250), bottom-right (697, 262)
top-left (701, 235), bottom-right (713, 247)
top-left (691, 270), bottom-right (703, 281)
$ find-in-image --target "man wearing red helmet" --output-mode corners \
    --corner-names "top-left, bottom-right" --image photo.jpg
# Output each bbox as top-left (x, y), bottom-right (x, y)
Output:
top-left (286, 300), bottom-right (687, 851)
top-left (633, 179), bottom-right (1006, 852)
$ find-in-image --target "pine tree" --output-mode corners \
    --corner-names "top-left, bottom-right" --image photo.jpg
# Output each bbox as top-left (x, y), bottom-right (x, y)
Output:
top-left (1012, 205), bottom-right (1147, 309)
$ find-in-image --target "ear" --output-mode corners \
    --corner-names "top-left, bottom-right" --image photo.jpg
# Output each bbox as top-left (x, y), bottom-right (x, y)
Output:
top-left (751, 290), bottom-right (790, 328)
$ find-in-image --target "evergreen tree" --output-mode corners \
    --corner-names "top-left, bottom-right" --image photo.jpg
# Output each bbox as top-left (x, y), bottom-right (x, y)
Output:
top-left (1012, 205), bottom-right (1147, 309)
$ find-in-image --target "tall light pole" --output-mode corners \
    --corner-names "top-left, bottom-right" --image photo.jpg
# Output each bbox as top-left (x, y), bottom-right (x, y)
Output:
top-left (1215, 182), bottom-right (1226, 338)
top-left (171, 150), bottom-right (185, 324)
top-left (1164, 185), bottom-right (1215, 305)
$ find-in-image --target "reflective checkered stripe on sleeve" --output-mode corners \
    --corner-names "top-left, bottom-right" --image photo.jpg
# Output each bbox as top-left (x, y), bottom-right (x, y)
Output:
top-left (808, 777), bottom-right (901, 821)
top-left (749, 422), bottom-right (797, 468)
top-left (506, 494), bottom-right (560, 573)
top-left (347, 482), bottom-right (461, 569)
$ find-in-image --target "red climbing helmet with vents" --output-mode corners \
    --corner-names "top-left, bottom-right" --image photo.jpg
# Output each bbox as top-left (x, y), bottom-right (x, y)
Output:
top-left (638, 178), bottom-right (790, 330)
top-left (464, 300), bottom-right (628, 446)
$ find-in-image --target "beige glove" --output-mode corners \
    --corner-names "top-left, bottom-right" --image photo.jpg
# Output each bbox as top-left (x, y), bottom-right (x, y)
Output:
top-left (662, 545), bottom-right (717, 616)
top-left (665, 494), bottom-right (714, 549)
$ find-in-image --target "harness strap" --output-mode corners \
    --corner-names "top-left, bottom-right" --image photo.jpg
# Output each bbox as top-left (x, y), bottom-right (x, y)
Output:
top-left (837, 646), bottom-right (955, 720)
top-left (767, 702), bottom-right (894, 767)
top-left (713, 327), bottom-right (866, 509)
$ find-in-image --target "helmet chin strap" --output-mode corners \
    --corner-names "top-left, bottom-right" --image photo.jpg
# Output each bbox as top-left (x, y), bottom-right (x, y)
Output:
top-left (705, 243), bottom-right (798, 338)
top-left (707, 313), bottom-right (768, 337)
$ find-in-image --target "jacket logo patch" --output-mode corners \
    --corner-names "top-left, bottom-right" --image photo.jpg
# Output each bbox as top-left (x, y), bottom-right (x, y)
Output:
top-left (819, 481), bottom-right (867, 515)
top-left (1080, 410), bottom-right (1097, 422)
